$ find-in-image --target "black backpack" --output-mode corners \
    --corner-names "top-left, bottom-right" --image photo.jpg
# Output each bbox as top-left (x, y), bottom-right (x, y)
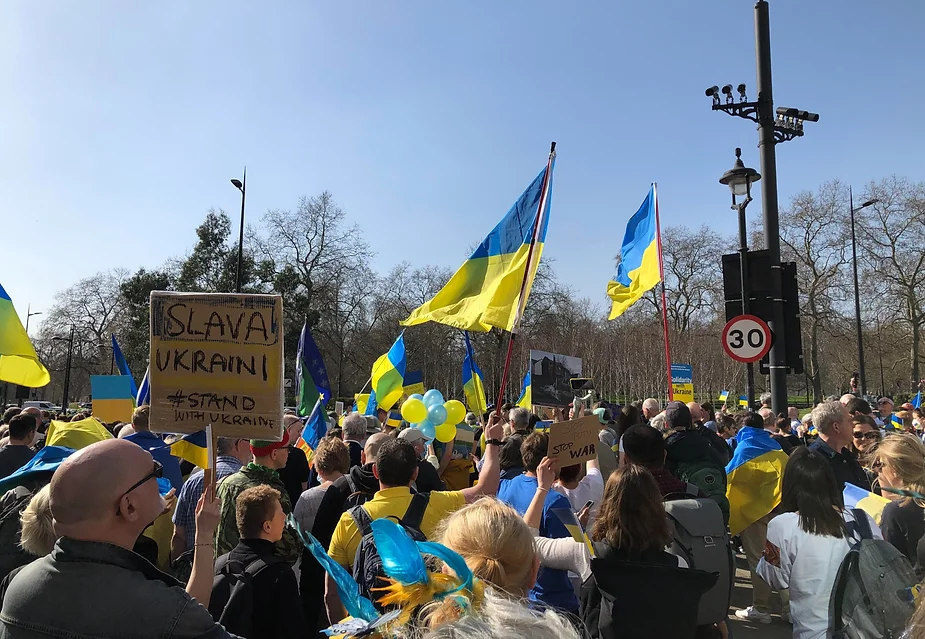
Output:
top-left (0, 486), bottom-right (36, 581)
top-left (349, 493), bottom-right (430, 610)
top-left (208, 554), bottom-right (286, 638)
top-left (829, 509), bottom-right (918, 638)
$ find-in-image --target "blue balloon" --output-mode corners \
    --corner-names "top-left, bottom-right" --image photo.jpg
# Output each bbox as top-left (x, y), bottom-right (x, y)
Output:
top-left (423, 389), bottom-right (445, 407)
top-left (419, 422), bottom-right (436, 440)
top-left (409, 394), bottom-right (425, 402)
top-left (427, 403), bottom-right (448, 426)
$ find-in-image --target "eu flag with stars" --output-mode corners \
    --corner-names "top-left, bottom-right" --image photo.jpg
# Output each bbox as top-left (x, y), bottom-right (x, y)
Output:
top-left (296, 320), bottom-right (331, 417)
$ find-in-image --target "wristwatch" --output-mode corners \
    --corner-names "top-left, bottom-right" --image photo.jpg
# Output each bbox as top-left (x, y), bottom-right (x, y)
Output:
top-left (486, 439), bottom-right (504, 447)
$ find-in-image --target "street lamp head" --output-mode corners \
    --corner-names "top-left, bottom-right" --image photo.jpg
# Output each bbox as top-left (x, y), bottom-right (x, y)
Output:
top-left (230, 178), bottom-right (244, 190)
top-left (861, 199), bottom-right (879, 209)
top-left (705, 85), bottom-right (721, 106)
top-left (719, 147), bottom-right (761, 197)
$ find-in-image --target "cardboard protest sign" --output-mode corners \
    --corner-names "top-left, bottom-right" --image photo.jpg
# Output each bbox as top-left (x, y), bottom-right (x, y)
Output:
top-left (149, 292), bottom-right (285, 440)
top-left (547, 415), bottom-right (600, 464)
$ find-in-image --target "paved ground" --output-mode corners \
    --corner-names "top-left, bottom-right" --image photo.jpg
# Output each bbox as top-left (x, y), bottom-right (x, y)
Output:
top-left (728, 554), bottom-right (791, 639)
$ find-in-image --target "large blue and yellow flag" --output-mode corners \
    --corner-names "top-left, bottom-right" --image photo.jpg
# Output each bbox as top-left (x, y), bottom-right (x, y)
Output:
top-left (369, 332), bottom-right (407, 412)
top-left (401, 154), bottom-right (555, 333)
top-left (0, 282), bottom-right (50, 387)
top-left (725, 427), bottom-right (789, 535)
top-left (607, 185), bottom-right (662, 320)
top-left (296, 320), bottom-right (331, 417)
top-left (516, 370), bottom-right (532, 408)
top-left (111, 334), bottom-right (138, 401)
top-left (462, 332), bottom-right (487, 416)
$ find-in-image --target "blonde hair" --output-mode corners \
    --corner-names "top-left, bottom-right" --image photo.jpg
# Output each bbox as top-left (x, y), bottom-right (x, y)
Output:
top-left (20, 484), bottom-right (56, 557)
top-left (436, 498), bottom-right (536, 599)
top-left (875, 432), bottom-right (925, 504)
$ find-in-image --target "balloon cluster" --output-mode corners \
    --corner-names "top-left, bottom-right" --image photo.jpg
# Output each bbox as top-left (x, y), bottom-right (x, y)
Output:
top-left (399, 389), bottom-right (466, 443)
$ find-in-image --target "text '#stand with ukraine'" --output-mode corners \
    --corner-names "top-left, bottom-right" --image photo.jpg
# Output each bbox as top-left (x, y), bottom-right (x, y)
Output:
top-left (148, 291), bottom-right (285, 441)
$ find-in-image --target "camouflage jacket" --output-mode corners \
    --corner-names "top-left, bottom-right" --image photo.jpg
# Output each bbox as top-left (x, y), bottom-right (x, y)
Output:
top-left (214, 463), bottom-right (300, 563)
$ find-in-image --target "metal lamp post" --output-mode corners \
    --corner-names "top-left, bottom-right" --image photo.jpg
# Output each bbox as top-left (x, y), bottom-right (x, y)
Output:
top-left (25, 305), bottom-right (42, 333)
top-left (231, 168), bottom-right (246, 294)
top-left (849, 186), bottom-right (879, 397)
top-left (720, 148), bottom-right (761, 407)
top-left (705, 0), bottom-right (819, 414)
top-left (52, 325), bottom-right (75, 410)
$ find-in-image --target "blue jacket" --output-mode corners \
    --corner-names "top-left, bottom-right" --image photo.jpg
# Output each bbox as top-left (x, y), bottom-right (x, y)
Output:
top-left (498, 474), bottom-right (579, 613)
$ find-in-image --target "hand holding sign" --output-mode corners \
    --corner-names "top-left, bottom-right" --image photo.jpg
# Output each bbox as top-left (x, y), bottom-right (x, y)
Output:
top-left (547, 415), bottom-right (600, 464)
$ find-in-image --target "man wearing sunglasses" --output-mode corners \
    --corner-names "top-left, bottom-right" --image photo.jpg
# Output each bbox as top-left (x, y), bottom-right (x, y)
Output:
top-left (0, 439), bottom-right (232, 639)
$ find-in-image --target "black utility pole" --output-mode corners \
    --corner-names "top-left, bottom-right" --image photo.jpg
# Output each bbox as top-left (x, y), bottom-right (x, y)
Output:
top-left (849, 186), bottom-right (879, 397)
top-left (54, 325), bottom-right (75, 410)
top-left (706, 0), bottom-right (818, 414)
top-left (231, 167), bottom-right (247, 293)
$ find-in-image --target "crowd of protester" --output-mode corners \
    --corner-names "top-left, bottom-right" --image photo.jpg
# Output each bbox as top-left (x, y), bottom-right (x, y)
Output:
top-left (0, 389), bottom-right (924, 638)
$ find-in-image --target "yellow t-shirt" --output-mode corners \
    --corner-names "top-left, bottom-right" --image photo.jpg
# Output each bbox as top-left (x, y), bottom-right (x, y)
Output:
top-left (328, 486), bottom-right (466, 568)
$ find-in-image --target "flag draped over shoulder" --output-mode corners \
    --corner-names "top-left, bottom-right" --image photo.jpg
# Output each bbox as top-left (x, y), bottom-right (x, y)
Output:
top-left (516, 370), bottom-right (532, 408)
top-left (296, 321), bottom-right (331, 418)
top-left (725, 427), bottom-right (789, 535)
top-left (462, 332), bottom-right (487, 416)
top-left (369, 332), bottom-right (407, 412)
top-left (607, 186), bottom-right (662, 320)
top-left (401, 159), bottom-right (555, 333)
top-left (843, 483), bottom-right (891, 525)
top-left (0, 283), bottom-right (50, 387)
top-left (111, 335), bottom-right (138, 400)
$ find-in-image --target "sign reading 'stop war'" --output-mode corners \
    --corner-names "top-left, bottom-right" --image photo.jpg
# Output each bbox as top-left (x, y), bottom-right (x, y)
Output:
top-left (149, 292), bottom-right (285, 440)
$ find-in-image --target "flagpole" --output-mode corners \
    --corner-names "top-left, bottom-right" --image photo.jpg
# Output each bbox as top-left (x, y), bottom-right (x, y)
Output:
top-left (653, 182), bottom-right (674, 402)
top-left (494, 142), bottom-right (556, 414)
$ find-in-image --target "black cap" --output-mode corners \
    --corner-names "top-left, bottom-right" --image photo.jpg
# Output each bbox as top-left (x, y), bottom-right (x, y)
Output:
top-left (664, 401), bottom-right (693, 430)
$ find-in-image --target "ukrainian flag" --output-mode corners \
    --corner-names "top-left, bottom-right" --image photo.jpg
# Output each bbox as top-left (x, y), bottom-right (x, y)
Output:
top-left (843, 483), bottom-right (891, 526)
top-left (462, 332), bottom-right (487, 416)
top-left (725, 426), bottom-right (789, 535)
top-left (0, 282), bottom-right (50, 387)
top-left (607, 185), bottom-right (662, 320)
top-left (402, 370), bottom-right (425, 397)
top-left (718, 390), bottom-right (729, 404)
top-left (401, 157), bottom-right (555, 333)
top-left (739, 395), bottom-right (749, 408)
top-left (170, 430), bottom-right (210, 469)
top-left (354, 393), bottom-right (371, 415)
top-left (111, 334), bottom-right (138, 401)
top-left (369, 332), bottom-right (407, 412)
top-left (516, 370), bottom-right (531, 409)
top-left (552, 508), bottom-right (595, 558)
top-left (385, 411), bottom-right (402, 428)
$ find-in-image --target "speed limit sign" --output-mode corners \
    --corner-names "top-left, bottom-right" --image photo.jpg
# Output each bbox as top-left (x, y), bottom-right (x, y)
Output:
top-left (722, 314), bottom-right (773, 363)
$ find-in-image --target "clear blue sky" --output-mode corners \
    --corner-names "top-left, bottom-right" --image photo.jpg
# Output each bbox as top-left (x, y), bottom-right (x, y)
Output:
top-left (3, 1), bottom-right (922, 332)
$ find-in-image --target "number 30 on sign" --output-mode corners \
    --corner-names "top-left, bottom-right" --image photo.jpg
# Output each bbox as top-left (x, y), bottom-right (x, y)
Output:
top-left (722, 314), bottom-right (773, 364)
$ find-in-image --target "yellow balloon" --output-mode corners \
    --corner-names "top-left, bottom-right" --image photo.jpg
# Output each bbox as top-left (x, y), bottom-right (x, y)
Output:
top-left (444, 399), bottom-right (466, 425)
top-left (401, 398), bottom-right (427, 424)
top-left (435, 423), bottom-right (457, 443)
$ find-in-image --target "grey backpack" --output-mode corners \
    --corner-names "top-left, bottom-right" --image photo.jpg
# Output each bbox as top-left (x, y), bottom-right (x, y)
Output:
top-left (829, 509), bottom-right (917, 638)
top-left (663, 490), bottom-right (734, 626)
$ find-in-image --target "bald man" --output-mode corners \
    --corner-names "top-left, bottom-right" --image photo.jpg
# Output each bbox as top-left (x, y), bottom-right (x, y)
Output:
top-left (686, 401), bottom-right (703, 424)
top-left (0, 439), bottom-right (229, 639)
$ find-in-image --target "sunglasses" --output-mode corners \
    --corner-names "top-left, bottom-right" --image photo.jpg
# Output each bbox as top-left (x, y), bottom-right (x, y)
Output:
top-left (853, 431), bottom-right (880, 441)
top-left (119, 460), bottom-right (164, 502)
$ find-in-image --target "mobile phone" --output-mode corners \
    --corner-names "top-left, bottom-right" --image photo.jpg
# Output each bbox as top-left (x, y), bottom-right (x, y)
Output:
top-left (582, 500), bottom-right (594, 511)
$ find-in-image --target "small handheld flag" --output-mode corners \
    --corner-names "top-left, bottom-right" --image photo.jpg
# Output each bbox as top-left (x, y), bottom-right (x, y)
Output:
top-left (369, 332), bottom-right (407, 412)
top-left (552, 508), bottom-right (595, 558)
top-left (462, 332), bottom-right (487, 416)
top-left (516, 370), bottom-right (532, 409)
top-left (111, 335), bottom-right (138, 400)
top-left (170, 429), bottom-right (210, 469)
top-left (718, 390), bottom-right (729, 404)
top-left (739, 395), bottom-right (748, 408)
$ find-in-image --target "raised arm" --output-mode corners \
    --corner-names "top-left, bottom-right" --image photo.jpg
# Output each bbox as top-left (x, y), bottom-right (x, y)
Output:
top-left (460, 413), bottom-right (504, 503)
top-left (523, 457), bottom-right (558, 530)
